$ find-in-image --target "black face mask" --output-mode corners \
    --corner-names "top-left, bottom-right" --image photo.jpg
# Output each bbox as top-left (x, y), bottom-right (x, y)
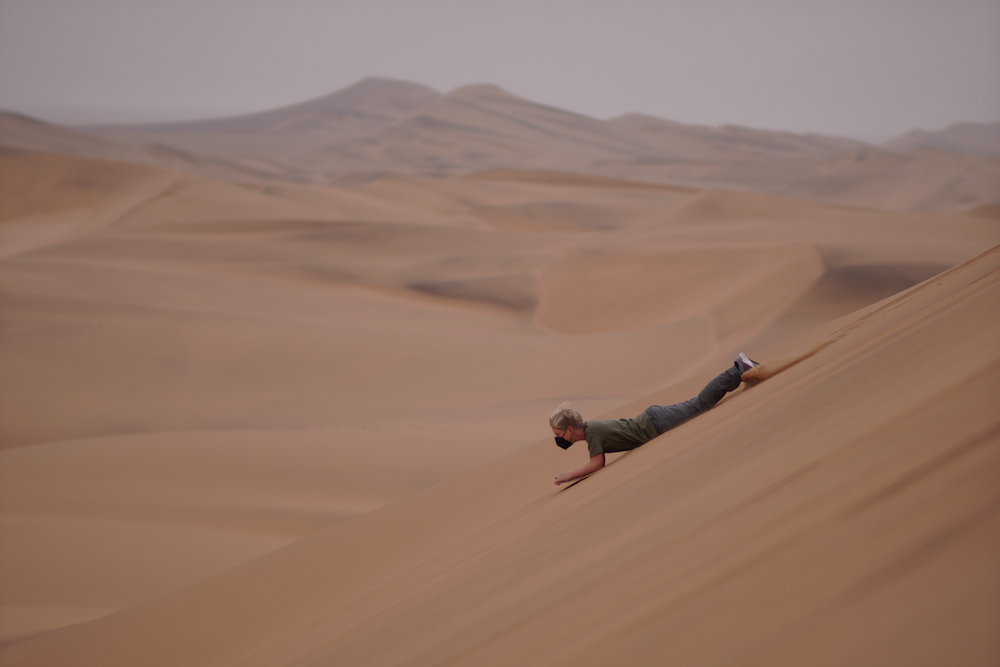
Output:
top-left (555, 436), bottom-right (574, 450)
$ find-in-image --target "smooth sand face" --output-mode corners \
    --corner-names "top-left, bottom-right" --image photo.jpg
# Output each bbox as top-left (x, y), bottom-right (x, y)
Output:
top-left (1, 85), bottom-right (999, 658)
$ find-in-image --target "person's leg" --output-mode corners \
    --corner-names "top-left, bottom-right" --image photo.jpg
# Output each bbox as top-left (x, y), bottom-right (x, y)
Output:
top-left (645, 364), bottom-right (744, 434)
top-left (690, 365), bottom-right (743, 412)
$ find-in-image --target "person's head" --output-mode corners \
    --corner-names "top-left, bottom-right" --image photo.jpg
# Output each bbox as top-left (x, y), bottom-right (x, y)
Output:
top-left (549, 402), bottom-right (585, 448)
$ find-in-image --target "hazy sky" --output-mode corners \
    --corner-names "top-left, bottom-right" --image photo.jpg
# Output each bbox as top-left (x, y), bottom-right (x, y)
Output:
top-left (1, 0), bottom-right (998, 141)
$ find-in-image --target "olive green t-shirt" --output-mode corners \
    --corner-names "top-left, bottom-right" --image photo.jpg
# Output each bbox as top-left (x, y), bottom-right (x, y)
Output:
top-left (584, 413), bottom-right (658, 458)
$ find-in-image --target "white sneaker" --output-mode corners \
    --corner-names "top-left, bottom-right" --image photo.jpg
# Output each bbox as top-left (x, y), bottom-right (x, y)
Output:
top-left (736, 352), bottom-right (759, 373)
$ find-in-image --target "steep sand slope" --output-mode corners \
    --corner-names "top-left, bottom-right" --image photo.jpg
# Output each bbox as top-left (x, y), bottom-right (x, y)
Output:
top-left (4, 244), bottom-right (997, 666)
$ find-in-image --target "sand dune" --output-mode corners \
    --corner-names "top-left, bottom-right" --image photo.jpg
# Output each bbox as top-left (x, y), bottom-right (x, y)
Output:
top-left (75, 78), bottom-right (441, 174)
top-left (14, 78), bottom-right (998, 216)
top-left (884, 120), bottom-right (1000, 155)
top-left (0, 112), bottom-right (145, 164)
top-left (294, 83), bottom-right (652, 175)
top-left (1, 158), bottom-right (996, 650)
top-left (0, 148), bottom-right (177, 258)
top-left (85, 78), bottom-right (440, 137)
top-left (2, 79), bottom-right (999, 657)
top-left (4, 243), bottom-right (996, 666)
top-left (0, 152), bottom-right (998, 634)
top-left (771, 147), bottom-right (1000, 213)
top-left (606, 112), bottom-right (865, 161)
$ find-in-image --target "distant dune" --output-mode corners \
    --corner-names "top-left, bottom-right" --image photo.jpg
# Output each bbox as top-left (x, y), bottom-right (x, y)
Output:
top-left (82, 77), bottom-right (441, 136)
top-left (0, 112), bottom-right (145, 163)
top-left (1, 78), bottom-right (998, 658)
top-left (5, 80), bottom-right (998, 215)
top-left (884, 121), bottom-right (1000, 156)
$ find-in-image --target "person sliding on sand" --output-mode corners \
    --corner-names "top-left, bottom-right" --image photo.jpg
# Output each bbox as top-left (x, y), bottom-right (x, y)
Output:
top-left (550, 353), bottom-right (760, 485)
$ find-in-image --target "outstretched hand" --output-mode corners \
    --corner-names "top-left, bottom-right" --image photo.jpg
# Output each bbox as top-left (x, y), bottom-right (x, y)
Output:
top-left (554, 453), bottom-right (605, 486)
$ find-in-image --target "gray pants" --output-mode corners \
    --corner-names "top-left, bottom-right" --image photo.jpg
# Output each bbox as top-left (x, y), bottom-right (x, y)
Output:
top-left (645, 365), bottom-right (743, 435)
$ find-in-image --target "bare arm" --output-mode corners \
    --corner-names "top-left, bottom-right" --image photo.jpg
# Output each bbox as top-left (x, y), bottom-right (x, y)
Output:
top-left (554, 453), bottom-right (605, 485)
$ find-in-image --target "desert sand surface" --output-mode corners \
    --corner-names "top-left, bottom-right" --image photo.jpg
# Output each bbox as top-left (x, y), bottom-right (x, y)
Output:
top-left (1, 79), bottom-right (999, 660)
top-left (3, 230), bottom-right (998, 667)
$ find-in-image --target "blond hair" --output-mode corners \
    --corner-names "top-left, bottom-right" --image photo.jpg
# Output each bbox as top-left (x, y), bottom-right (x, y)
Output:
top-left (549, 401), bottom-right (584, 430)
